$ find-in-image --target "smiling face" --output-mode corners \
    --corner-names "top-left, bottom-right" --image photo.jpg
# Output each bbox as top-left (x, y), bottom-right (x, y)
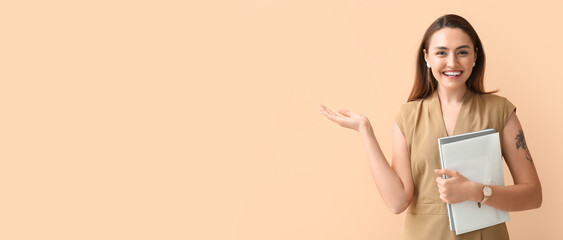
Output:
top-left (424, 27), bottom-right (477, 91)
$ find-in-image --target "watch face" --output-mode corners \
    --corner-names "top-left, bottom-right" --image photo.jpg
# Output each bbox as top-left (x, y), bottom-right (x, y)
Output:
top-left (483, 186), bottom-right (492, 197)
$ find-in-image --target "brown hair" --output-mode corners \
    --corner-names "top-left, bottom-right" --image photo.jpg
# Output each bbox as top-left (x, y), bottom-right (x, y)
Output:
top-left (407, 14), bottom-right (497, 102)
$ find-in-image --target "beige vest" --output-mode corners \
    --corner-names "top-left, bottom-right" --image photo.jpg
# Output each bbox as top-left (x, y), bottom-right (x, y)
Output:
top-left (394, 90), bottom-right (515, 240)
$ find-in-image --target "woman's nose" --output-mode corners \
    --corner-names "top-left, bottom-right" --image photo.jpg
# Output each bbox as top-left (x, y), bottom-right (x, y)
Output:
top-left (447, 54), bottom-right (459, 68)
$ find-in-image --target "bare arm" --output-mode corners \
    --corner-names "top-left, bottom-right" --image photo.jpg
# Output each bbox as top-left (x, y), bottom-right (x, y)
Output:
top-left (318, 103), bottom-right (414, 214)
top-left (435, 112), bottom-right (542, 211)
top-left (359, 121), bottom-right (414, 214)
top-left (477, 112), bottom-right (542, 211)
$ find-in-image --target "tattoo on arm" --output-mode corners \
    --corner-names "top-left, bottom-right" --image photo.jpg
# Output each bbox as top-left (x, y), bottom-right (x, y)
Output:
top-left (515, 130), bottom-right (533, 162)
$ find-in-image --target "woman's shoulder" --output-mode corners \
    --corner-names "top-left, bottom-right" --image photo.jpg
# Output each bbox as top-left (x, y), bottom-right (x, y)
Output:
top-left (394, 98), bottom-right (428, 141)
top-left (474, 92), bottom-right (515, 108)
top-left (395, 97), bottom-right (426, 123)
top-left (474, 92), bottom-right (517, 115)
top-left (476, 92), bottom-right (510, 102)
top-left (396, 99), bottom-right (421, 115)
top-left (399, 97), bottom-right (426, 109)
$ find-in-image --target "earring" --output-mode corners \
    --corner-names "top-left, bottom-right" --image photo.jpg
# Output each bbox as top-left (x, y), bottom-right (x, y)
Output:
top-left (426, 62), bottom-right (431, 68)
top-left (473, 62), bottom-right (476, 67)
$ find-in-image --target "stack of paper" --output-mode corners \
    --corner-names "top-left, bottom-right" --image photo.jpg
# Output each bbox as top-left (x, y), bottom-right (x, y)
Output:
top-left (438, 128), bottom-right (510, 235)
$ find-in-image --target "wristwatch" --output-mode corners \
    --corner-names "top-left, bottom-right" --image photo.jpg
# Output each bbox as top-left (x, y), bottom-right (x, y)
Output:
top-left (478, 185), bottom-right (492, 208)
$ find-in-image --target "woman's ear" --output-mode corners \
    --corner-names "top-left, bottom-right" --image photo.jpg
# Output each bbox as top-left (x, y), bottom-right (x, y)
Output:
top-left (474, 47), bottom-right (478, 62)
top-left (423, 49), bottom-right (429, 62)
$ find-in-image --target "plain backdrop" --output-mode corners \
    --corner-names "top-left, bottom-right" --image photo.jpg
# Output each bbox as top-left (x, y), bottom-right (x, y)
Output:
top-left (1, 0), bottom-right (562, 239)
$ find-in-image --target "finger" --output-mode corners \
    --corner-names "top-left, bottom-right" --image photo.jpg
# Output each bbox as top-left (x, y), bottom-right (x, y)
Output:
top-left (321, 111), bottom-right (337, 121)
top-left (438, 188), bottom-right (446, 195)
top-left (442, 169), bottom-right (458, 177)
top-left (319, 107), bottom-right (330, 116)
top-left (319, 108), bottom-right (331, 118)
top-left (319, 104), bottom-right (331, 114)
top-left (435, 182), bottom-right (444, 193)
top-left (434, 169), bottom-right (446, 177)
top-left (320, 110), bottom-right (331, 119)
top-left (436, 176), bottom-right (444, 184)
top-left (320, 104), bottom-right (339, 116)
top-left (319, 106), bottom-right (338, 118)
top-left (439, 195), bottom-right (447, 203)
top-left (441, 196), bottom-right (453, 204)
top-left (319, 104), bottom-right (329, 114)
top-left (434, 168), bottom-right (458, 177)
top-left (322, 111), bottom-right (346, 123)
top-left (337, 109), bottom-right (350, 117)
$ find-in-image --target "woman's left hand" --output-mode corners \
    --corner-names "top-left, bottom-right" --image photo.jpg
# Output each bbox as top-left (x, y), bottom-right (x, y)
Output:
top-left (434, 169), bottom-right (482, 204)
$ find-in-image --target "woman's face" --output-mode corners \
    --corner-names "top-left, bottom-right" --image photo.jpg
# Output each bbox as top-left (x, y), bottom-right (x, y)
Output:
top-left (424, 27), bottom-right (477, 91)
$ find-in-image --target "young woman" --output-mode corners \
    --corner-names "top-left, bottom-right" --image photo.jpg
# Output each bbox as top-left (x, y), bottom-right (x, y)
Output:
top-left (318, 14), bottom-right (541, 239)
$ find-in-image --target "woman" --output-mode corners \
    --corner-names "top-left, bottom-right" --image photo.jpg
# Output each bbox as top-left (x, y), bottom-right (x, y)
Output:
top-left (318, 14), bottom-right (542, 239)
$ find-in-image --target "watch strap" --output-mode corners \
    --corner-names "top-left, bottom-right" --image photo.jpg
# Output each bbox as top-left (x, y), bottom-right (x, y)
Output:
top-left (478, 185), bottom-right (491, 208)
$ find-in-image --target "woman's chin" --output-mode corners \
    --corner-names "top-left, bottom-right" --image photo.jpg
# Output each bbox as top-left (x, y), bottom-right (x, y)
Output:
top-left (437, 80), bottom-right (467, 91)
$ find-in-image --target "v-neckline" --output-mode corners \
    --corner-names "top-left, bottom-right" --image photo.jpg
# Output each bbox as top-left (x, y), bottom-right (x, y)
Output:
top-left (431, 89), bottom-right (472, 137)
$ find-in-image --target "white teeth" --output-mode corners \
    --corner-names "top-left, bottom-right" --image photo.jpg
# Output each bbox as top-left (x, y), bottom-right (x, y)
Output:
top-left (444, 71), bottom-right (461, 76)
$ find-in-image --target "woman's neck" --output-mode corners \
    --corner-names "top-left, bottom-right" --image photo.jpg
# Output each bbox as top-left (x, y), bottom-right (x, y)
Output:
top-left (437, 86), bottom-right (467, 105)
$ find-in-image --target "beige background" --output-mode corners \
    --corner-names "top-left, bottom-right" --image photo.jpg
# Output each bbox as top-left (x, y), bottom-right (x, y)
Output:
top-left (2, 0), bottom-right (562, 239)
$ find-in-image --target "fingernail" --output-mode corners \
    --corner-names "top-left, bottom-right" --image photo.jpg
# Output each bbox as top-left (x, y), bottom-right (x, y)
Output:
top-left (434, 169), bottom-right (439, 173)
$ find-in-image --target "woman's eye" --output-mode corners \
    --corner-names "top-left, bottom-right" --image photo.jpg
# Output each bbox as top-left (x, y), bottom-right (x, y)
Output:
top-left (458, 51), bottom-right (468, 55)
top-left (436, 51), bottom-right (446, 56)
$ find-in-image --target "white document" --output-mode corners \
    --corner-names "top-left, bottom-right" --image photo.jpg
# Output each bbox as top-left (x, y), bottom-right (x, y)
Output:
top-left (438, 128), bottom-right (510, 235)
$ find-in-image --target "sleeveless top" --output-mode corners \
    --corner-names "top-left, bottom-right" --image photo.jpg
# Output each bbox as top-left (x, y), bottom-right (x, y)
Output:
top-left (394, 89), bottom-right (516, 240)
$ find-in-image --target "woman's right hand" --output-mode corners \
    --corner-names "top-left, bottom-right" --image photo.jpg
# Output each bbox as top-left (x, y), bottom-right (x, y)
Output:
top-left (318, 103), bottom-right (369, 132)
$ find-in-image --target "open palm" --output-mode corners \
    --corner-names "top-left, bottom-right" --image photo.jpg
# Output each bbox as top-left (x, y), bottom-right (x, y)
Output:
top-left (319, 103), bottom-right (368, 132)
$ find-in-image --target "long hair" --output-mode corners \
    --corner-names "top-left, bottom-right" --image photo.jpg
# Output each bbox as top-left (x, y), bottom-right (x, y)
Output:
top-left (407, 14), bottom-right (497, 102)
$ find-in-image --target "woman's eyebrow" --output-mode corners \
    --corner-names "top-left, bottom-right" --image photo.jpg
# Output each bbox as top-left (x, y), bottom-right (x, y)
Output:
top-left (433, 45), bottom-right (471, 50)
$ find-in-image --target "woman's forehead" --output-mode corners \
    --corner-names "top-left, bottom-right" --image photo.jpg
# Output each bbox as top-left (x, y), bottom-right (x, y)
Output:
top-left (428, 28), bottom-right (474, 49)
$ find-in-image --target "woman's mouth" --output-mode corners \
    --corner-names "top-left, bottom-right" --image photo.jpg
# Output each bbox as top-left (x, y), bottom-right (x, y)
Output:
top-left (442, 70), bottom-right (463, 80)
